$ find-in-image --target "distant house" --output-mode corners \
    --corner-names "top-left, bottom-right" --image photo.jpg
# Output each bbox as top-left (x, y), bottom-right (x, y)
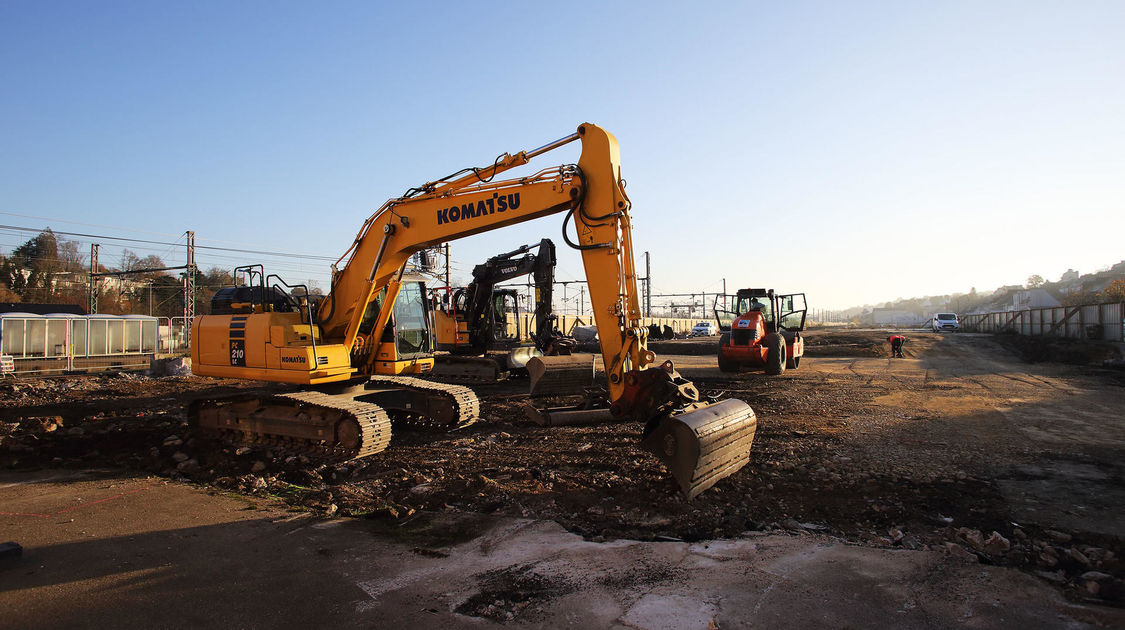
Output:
top-left (870, 308), bottom-right (926, 326)
top-left (1011, 289), bottom-right (1060, 310)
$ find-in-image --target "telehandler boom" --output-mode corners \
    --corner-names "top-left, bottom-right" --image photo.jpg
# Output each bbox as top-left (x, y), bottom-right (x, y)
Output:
top-left (190, 123), bottom-right (757, 498)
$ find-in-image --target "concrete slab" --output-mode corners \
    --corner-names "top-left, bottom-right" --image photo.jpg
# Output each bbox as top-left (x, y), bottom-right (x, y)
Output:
top-left (2, 470), bottom-right (1121, 629)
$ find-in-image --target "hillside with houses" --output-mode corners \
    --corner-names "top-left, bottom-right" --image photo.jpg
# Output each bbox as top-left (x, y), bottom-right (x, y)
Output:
top-left (0, 228), bottom-right (233, 317)
top-left (846, 261), bottom-right (1125, 326)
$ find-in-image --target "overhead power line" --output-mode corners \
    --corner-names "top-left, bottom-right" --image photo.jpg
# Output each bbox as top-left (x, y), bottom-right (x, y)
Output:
top-left (0, 223), bottom-right (337, 262)
top-left (0, 209), bottom-right (325, 252)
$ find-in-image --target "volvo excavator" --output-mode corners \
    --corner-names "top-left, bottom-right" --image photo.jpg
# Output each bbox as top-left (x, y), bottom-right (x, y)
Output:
top-left (190, 123), bottom-right (757, 499)
top-left (431, 238), bottom-right (580, 382)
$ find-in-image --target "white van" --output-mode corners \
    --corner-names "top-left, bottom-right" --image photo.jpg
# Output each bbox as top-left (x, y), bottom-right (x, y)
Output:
top-left (932, 313), bottom-right (959, 332)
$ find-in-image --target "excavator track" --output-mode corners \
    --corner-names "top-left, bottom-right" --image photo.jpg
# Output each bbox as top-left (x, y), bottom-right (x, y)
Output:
top-left (364, 375), bottom-right (480, 430)
top-left (428, 355), bottom-right (507, 384)
top-left (190, 390), bottom-right (392, 460)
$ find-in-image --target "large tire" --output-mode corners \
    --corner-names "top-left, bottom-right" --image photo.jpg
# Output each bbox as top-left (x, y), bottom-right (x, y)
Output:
top-left (786, 355), bottom-right (801, 370)
top-left (717, 333), bottom-right (739, 372)
top-left (764, 333), bottom-right (786, 376)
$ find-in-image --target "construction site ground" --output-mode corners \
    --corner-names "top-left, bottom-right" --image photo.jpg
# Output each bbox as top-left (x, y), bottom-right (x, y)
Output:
top-left (2, 330), bottom-right (1123, 628)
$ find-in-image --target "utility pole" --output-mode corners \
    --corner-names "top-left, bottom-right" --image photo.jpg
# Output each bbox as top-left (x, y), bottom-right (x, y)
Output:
top-left (443, 243), bottom-right (450, 288)
top-left (184, 231), bottom-right (196, 347)
top-left (579, 286), bottom-right (584, 317)
top-left (644, 251), bottom-right (651, 317)
top-left (87, 244), bottom-right (99, 314)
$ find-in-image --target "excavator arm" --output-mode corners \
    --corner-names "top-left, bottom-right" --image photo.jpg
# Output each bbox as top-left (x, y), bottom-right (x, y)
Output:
top-left (525, 239), bottom-right (576, 355)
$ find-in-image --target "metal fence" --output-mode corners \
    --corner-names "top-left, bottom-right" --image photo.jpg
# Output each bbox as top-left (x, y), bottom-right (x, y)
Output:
top-left (960, 302), bottom-right (1125, 341)
top-left (158, 317), bottom-right (192, 353)
top-left (508, 314), bottom-right (705, 340)
top-left (0, 313), bottom-right (161, 375)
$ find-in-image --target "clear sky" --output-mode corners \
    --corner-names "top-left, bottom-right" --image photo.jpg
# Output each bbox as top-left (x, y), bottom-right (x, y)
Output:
top-left (2, 1), bottom-right (1122, 310)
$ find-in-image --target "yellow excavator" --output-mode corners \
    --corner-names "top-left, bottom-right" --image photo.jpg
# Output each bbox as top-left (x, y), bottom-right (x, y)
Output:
top-left (190, 123), bottom-right (757, 499)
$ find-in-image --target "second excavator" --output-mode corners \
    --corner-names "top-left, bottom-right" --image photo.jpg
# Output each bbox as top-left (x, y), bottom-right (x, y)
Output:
top-left (430, 238), bottom-right (580, 383)
top-left (190, 123), bottom-right (758, 499)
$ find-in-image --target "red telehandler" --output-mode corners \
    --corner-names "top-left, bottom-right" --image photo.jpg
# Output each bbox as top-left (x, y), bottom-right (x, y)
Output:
top-left (715, 289), bottom-right (807, 374)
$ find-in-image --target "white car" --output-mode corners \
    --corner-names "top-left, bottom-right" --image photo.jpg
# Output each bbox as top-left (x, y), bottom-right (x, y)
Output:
top-left (691, 321), bottom-right (717, 336)
top-left (932, 313), bottom-right (959, 332)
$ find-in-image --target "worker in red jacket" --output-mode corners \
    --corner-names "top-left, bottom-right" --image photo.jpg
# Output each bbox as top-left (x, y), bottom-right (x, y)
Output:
top-left (888, 334), bottom-right (906, 358)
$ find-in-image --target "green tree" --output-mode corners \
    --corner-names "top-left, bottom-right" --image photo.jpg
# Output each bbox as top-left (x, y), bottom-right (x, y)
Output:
top-left (1026, 274), bottom-right (1045, 288)
top-left (9, 229), bottom-right (61, 302)
top-left (197, 267), bottom-right (235, 315)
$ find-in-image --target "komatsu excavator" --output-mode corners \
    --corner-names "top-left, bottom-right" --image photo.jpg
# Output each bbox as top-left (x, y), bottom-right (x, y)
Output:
top-left (190, 123), bottom-right (757, 499)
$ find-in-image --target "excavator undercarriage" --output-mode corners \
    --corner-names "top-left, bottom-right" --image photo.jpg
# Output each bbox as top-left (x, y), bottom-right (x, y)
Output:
top-left (190, 375), bottom-right (478, 459)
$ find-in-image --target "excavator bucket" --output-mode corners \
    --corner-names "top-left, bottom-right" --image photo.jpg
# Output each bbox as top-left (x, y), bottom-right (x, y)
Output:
top-left (640, 399), bottom-right (757, 500)
top-left (505, 346), bottom-right (541, 370)
top-left (527, 354), bottom-right (596, 396)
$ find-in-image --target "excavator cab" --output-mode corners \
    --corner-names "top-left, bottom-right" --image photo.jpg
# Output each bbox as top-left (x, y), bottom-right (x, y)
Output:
top-left (481, 288), bottom-right (521, 348)
top-left (388, 279), bottom-right (434, 359)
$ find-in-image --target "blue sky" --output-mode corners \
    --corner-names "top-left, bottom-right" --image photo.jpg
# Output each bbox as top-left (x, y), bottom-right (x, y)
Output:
top-left (2, 1), bottom-right (1122, 310)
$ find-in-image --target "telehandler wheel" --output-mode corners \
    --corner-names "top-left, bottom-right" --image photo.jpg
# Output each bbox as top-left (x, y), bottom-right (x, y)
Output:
top-left (717, 334), bottom-right (739, 372)
top-left (764, 333), bottom-right (786, 376)
top-left (786, 355), bottom-right (801, 370)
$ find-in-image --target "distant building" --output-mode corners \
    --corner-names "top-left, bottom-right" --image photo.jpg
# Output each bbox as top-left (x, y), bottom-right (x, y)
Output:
top-left (870, 308), bottom-right (926, 326)
top-left (1011, 288), bottom-right (1060, 310)
top-left (920, 296), bottom-right (950, 310)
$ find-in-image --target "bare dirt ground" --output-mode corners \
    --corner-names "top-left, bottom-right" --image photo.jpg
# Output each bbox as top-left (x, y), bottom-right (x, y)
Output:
top-left (3, 330), bottom-right (1124, 621)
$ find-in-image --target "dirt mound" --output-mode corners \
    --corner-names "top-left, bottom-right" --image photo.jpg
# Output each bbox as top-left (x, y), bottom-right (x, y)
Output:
top-left (992, 333), bottom-right (1123, 365)
top-left (592, 330), bottom-right (938, 359)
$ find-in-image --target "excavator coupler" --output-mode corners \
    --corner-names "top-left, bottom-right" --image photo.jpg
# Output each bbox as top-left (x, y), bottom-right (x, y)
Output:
top-left (527, 354), bottom-right (596, 396)
top-left (640, 399), bottom-right (757, 500)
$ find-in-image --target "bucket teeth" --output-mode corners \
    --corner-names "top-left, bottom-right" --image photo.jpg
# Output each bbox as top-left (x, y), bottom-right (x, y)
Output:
top-left (640, 399), bottom-right (757, 500)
